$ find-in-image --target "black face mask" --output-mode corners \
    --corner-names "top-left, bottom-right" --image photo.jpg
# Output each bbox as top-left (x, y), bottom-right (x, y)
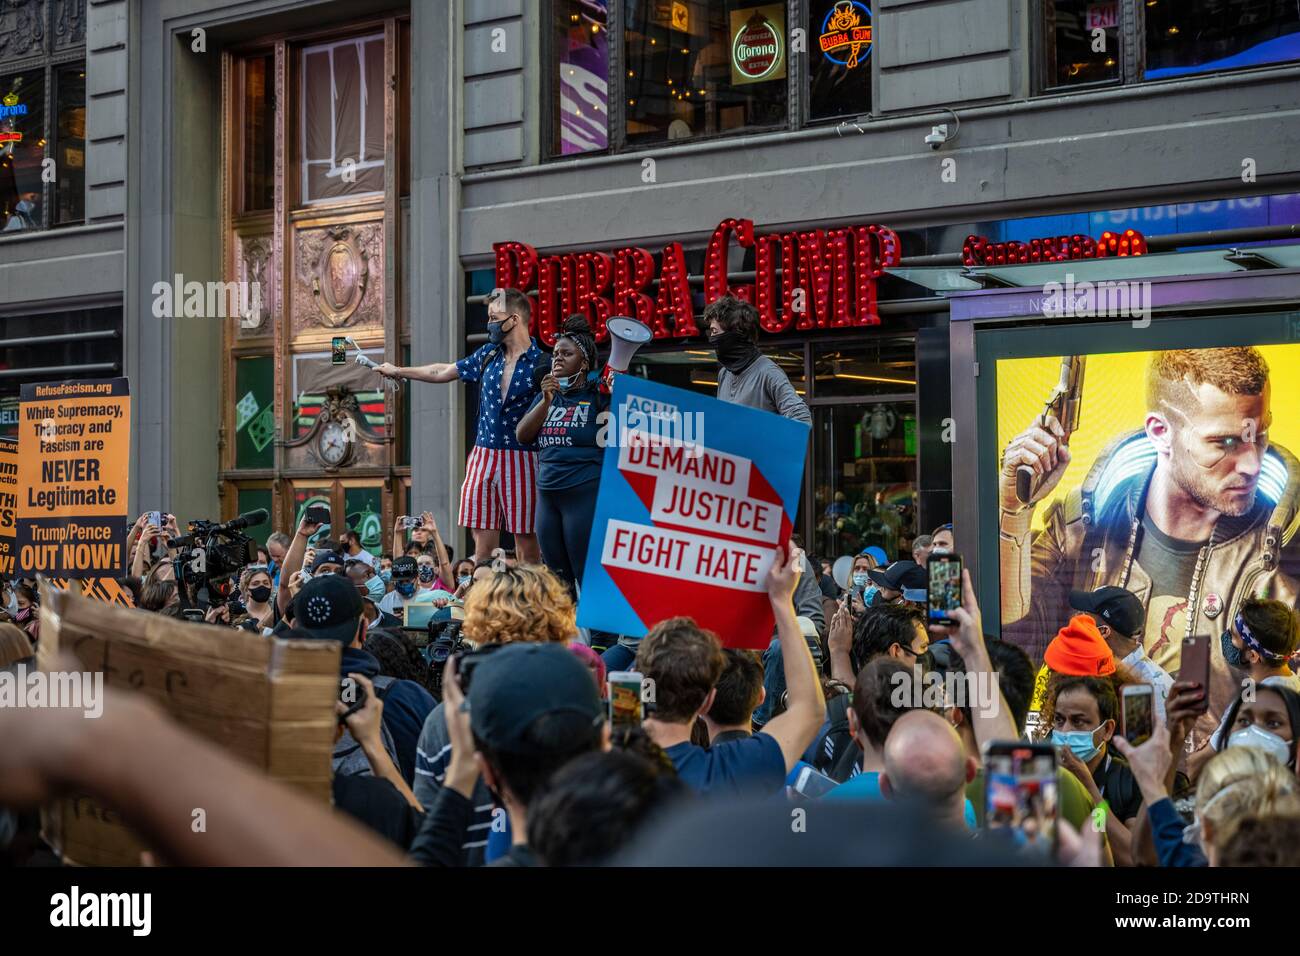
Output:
top-left (710, 330), bottom-right (760, 374)
top-left (248, 585), bottom-right (273, 604)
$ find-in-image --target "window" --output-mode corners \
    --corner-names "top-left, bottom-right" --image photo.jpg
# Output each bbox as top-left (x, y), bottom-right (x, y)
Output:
top-left (299, 34), bottom-right (385, 203)
top-left (1145, 0), bottom-right (1300, 80)
top-left (241, 53), bottom-right (275, 213)
top-left (550, 0), bottom-right (610, 155)
top-left (0, 0), bottom-right (86, 232)
top-left (622, 0), bottom-right (787, 147)
top-left (807, 0), bottom-right (874, 120)
top-left (1040, 0), bottom-right (1300, 91)
top-left (1041, 0), bottom-right (1121, 89)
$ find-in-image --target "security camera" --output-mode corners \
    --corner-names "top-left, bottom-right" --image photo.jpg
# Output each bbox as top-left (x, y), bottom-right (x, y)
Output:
top-left (925, 124), bottom-right (950, 150)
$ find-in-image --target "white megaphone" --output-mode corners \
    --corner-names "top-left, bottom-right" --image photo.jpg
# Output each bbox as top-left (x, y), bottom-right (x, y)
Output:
top-left (605, 316), bottom-right (653, 372)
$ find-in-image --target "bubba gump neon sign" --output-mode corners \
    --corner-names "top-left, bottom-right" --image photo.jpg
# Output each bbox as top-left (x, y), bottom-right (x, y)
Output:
top-left (493, 217), bottom-right (902, 346)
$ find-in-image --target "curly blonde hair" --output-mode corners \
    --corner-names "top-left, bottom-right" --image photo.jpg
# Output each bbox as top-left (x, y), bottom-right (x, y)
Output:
top-left (462, 564), bottom-right (576, 645)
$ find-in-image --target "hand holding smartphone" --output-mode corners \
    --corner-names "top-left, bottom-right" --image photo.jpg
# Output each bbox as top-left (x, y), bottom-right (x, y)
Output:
top-left (607, 671), bottom-right (644, 730)
top-left (927, 553), bottom-right (963, 625)
top-left (1121, 683), bottom-right (1154, 746)
top-left (983, 741), bottom-right (1059, 855)
top-left (1179, 635), bottom-right (1212, 715)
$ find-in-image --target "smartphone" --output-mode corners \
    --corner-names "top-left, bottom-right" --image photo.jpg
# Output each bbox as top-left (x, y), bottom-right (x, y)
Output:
top-left (305, 505), bottom-right (329, 526)
top-left (181, 608), bottom-right (206, 623)
top-left (983, 741), bottom-right (1059, 854)
top-left (1122, 683), bottom-right (1154, 746)
top-left (339, 676), bottom-right (367, 721)
top-left (790, 762), bottom-right (839, 799)
top-left (331, 336), bottom-right (347, 365)
top-left (927, 553), bottom-right (963, 624)
top-left (1180, 635), bottom-right (1212, 714)
top-left (607, 671), bottom-right (644, 730)
top-left (147, 510), bottom-right (163, 529)
top-left (399, 515), bottom-right (420, 530)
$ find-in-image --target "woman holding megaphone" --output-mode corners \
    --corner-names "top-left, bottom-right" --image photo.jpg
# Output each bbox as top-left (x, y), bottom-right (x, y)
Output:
top-left (516, 314), bottom-right (616, 603)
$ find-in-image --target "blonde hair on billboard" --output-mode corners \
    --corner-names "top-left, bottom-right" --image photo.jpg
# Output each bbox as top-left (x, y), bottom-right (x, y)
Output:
top-left (1147, 347), bottom-right (1269, 413)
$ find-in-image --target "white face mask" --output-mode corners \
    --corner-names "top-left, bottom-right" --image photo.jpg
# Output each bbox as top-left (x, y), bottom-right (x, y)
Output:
top-left (1227, 724), bottom-right (1292, 766)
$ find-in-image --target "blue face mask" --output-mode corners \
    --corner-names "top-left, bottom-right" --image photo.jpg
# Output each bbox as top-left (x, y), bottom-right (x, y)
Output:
top-left (458, 575), bottom-right (473, 588)
top-left (487, 317), bottom-right (512, 344)
top-left (379, 568), bottom-right (392, 584)
top-left (555, 370), bottom-right (585, 390)
top-left (366, 576), bottom-right (386, 603)
top-left (418, 565), bottom-right (435, 584)
top-left (1052, 726), bottom-right (1103, 763)
top-left (396, 581), bottom-right (415, 597)
top-left (862, 585), bottom-right (881, 607)
top-left (851, 572), bottom-right (869, 589)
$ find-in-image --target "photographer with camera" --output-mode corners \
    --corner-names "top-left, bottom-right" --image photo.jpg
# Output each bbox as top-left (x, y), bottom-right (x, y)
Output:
top-left (292, 575), bottom-right (434, 784)
top-left (165, 509), bottom-right (268, 614)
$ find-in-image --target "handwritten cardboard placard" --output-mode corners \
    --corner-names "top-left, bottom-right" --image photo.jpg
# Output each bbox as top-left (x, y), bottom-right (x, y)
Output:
top-left (36, 582), bottom-right (341, 866)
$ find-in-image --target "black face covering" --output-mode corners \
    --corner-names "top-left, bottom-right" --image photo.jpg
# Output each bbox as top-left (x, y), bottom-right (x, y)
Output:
top-left (710, 330), bottom-right (760, 374)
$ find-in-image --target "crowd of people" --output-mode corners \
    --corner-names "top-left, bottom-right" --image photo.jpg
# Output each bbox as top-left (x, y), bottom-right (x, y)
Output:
top-left (3, 500), bottom-right (1300, 868)
top-left (3, 294), bottom-right (1299, 868)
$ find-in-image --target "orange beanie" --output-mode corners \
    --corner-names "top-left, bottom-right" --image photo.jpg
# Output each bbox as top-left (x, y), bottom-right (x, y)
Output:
top-left (1044, 614), bottom-right (1116, 677)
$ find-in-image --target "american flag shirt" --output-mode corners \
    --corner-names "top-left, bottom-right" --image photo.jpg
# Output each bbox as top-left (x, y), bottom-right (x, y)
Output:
top-left (455, 340), bottom-right (545, 451)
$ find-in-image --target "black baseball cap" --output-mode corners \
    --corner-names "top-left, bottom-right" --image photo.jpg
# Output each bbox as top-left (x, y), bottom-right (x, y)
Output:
top-left (867, 559), bottom-right (927, 592)
top-left (311, 550), bottom-right (347, 573)
top-left (391, 556), bottom-right (418, 581)
top-left (1069, 586), bottom-right (1143, 638)
top-left (467, 643), bottom-right (603, 754)
top-left (292, 574), bottom-right (364, 643)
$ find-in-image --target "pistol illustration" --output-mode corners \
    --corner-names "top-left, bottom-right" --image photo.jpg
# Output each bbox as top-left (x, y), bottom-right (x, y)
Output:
top-left (1016, 355), bottom-right (1086, 504)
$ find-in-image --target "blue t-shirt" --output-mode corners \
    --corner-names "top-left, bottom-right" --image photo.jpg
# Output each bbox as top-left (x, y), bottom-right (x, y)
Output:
top-left (455, 340), bottom-right (545, 451)
top-left (825, 769), bottom-right (978, 830)
top-left (530, 383), bottom-right (609, 491)
top-left (665, 733), bottom-right (787, 797)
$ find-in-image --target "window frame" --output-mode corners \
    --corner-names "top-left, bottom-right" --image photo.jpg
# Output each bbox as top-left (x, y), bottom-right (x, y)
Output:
top-left (0, 11), bottom-right (86, 233)
top-left (545, 0), bottom-right (813, 161)
top-left (1036, 0), bottom-right (1300, 95)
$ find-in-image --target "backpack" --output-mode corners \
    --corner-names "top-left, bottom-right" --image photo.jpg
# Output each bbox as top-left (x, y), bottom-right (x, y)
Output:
top-left (332, 674), bottom-right (401, 777)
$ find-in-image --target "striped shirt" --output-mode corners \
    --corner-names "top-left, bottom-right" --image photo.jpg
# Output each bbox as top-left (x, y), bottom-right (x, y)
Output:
top-left (412, 703), bottom-right (496, 866)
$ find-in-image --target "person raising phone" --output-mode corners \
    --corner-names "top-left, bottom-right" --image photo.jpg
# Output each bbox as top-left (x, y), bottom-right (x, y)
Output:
top-left (376, 288), bottom-right (544, 564)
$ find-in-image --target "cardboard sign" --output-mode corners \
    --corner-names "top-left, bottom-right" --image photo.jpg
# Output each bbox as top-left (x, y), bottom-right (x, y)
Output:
top-left (577, 377), bottom-right (809, 648)
top-left (36, 584), bottom-right (341, 866)
top-left (17, 378), bottom-right (131, 578)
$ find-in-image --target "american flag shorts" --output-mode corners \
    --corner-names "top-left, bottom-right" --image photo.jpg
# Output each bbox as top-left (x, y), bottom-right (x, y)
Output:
top-left (458, 445), bottom-right (539, 534)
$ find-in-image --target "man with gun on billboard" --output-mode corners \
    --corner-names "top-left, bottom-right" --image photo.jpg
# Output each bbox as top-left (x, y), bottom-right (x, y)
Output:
top-left (998, 348), bottom-right (1300, 758)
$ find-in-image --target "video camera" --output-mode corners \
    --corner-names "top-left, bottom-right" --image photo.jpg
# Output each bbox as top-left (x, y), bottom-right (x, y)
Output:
top-left (426, 615), bottom-right (470, 702)
top-left (168, 509), bottom-right (267, 608)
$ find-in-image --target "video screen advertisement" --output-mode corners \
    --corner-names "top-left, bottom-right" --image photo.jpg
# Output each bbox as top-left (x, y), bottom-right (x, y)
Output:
top-left (980, 313), bottom-right (1300, 743)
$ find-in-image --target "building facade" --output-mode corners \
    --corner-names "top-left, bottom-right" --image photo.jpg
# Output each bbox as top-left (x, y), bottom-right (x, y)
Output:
top-left (117, 0), bottom-right (1300, 567)
top-left (0, 0), bottom-right (128, 442)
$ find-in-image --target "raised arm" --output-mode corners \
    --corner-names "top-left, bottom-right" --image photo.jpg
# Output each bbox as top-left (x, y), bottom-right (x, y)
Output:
top-left (420, 512), bottom-right (454, 590)
top-left (376, 361), bottom-right (460, 384)
top-left (277, 512), bottom-right (321, 616)
top-left (756, 543), bottom-right (827, 771)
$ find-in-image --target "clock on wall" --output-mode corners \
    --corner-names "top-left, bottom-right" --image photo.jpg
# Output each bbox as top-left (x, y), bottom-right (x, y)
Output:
top-left (317, 419), bottom-right (352, 466)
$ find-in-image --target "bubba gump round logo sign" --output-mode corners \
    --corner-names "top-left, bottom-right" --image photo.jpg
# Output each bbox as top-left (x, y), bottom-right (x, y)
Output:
top-left (732, 12), bottom-right (784, 83)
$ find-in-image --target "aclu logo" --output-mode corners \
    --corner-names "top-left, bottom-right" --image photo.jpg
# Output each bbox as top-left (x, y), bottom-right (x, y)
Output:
top-left (50, 886), bottom-right (151, 936)
top-left (596, 397), bottom-right (705, 457)
top-left (152, 274), bottom-right (263, 326)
